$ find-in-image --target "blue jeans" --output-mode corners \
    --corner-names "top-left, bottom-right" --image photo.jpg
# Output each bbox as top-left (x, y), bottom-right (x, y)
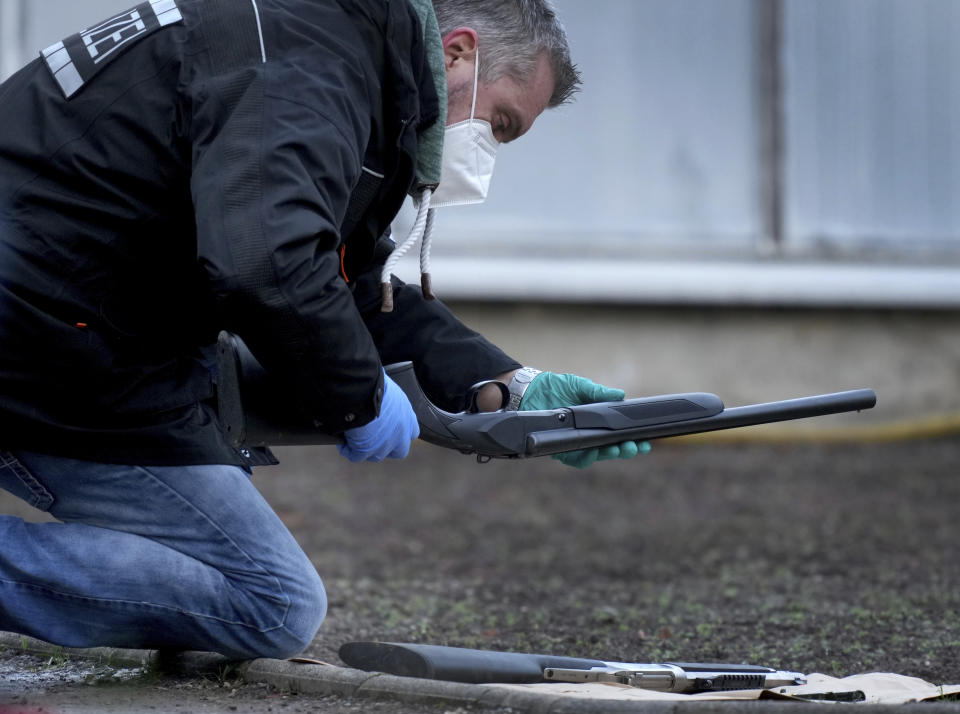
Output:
top-left (0, 450), bottom-right (326, 659)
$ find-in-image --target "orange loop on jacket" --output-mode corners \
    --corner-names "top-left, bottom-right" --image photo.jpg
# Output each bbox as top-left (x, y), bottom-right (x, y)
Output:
top-left (339, 245), bottom-right (349, 283)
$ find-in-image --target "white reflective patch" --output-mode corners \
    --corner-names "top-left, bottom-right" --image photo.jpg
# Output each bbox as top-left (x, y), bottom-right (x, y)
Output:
top-left (42, 40), bottom-right (81, 97)
top-left (41, 41), bottom-right (65, 59)
top-left (42, 43), bottom-right (83, 97)
top-left (53, 62), bottom-right (84, 98)
top-left (82, 9), bottom-right (147, 64)
top-left (40, 0), bottom-right (183, 99)
top-left (44, 46), bottom-right (72, 74)
top-left (150, 0), bottom-right (177, 14)
top-left (150, 0), bottom-right (182, 26)
top-left (158, 8), bottom-right (183, 26)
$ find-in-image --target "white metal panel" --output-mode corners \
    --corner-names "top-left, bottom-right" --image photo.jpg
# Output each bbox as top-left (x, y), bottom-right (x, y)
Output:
top-left (395, 254), bottom-right (960, 309)
top-left (784, 0), bottom-right (960, 252)
top-left (430, 0), bottom-right (761, 255)
top-left (0, 0), bottom-right (24, 80)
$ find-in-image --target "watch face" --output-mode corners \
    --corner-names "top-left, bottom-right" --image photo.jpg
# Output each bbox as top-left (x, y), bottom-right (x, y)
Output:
top-left (515, 368), bottom-right (540, 384)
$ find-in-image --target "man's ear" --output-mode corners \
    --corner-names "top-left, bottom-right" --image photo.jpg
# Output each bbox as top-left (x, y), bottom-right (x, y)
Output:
top-left (442, 27), bottom-right (479, 71)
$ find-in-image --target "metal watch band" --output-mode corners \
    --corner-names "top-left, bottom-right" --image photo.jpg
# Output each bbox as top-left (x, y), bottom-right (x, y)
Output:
top-left (506, 367), bottom-right (543, 411)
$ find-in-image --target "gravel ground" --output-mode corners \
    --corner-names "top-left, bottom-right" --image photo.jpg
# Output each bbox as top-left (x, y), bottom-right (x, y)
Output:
top-left (0, 648), bottom-right (508, 712)
top-left (1, 436), bottom-right (958, 712)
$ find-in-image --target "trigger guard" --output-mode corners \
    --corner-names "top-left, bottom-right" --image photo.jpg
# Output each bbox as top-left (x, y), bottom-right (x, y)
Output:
top-left (466, 380), bottom-right (510, 413)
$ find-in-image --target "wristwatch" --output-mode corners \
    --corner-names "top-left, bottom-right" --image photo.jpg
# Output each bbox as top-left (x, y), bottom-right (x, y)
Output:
top-left (506, 366), bottom-right (543, 411)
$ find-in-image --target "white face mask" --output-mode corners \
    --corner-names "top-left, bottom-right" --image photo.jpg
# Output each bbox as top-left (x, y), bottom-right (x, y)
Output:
top-left (431, 49), bottom-right (500, 208)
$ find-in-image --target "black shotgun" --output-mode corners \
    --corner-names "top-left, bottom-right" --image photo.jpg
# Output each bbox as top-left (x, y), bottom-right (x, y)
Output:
top-left (217, 331), bottom-right (877, 457)
top-left (338, 641), bottom-right (806, 693)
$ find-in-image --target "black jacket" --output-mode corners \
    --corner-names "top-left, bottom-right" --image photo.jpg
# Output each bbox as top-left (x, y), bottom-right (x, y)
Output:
top-left (0, 0), bottom-right (519, 466)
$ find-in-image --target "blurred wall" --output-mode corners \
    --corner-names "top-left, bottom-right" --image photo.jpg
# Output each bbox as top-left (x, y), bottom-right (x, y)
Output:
top-left (0, 0), bottom-right (96, 70)
top-left (447, 302), bottom-right (960, 427)
top-left (785, 0), bottom-right (960, 256)
top-left (427, 0), bottom-right (960, 263)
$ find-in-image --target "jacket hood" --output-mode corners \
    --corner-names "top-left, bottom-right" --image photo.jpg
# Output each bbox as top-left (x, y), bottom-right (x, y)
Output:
top-left (406, 0), bottom-right (446, 190)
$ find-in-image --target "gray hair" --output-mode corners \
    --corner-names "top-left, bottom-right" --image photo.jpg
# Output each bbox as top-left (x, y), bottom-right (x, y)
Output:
top-left (431, 0), bottom-right (581, 107)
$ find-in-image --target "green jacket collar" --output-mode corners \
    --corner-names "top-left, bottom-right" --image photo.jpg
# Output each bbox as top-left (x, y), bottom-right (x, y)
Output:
top-left (407, 0), bottom-right (446, 189)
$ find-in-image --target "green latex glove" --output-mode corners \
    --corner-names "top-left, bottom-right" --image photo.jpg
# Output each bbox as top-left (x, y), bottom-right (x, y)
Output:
top-left (519, 372), bottom-right (652, 469)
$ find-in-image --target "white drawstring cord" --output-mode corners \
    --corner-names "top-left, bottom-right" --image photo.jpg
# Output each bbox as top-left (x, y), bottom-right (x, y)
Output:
top-left (419, 203), bottom-right (436, 300)
top-left (380, 188), bottom-right (436, 312)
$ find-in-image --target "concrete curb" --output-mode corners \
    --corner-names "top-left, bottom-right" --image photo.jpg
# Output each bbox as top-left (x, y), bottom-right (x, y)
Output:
top-left (242, 657), bottom-right (577, 713)
top-left (2, 633), bottom-right (957, 713)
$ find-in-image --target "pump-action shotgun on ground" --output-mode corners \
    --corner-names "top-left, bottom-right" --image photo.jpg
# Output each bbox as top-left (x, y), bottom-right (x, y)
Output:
top-left (338, 641), bottom-right (807, 693)
top-left (216, 331), bottom-right (877, 457)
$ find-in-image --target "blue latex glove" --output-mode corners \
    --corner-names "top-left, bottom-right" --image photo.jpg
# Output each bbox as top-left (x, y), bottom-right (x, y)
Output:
top-left (519, 372), bottom-right (652, 469)
top-left (338, 371), bottom-right (420, 463)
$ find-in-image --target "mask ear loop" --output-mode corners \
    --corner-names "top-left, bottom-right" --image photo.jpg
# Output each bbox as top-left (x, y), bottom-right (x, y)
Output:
top-left (421, 47), bottom-right (481, 301)
top-left (468, 46), bottom-right (480, 125)
top-left (415, 49), bottom-right (479, 305)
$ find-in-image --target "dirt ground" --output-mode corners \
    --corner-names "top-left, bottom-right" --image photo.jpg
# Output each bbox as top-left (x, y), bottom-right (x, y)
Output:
top-left (279, 438), bottom-right (960, 681)
top-left (2, 436), bottom-right (958, 711)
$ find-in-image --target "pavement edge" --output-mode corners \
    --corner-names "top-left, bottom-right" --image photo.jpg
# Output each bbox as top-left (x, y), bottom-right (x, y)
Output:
top-left (3, 633), bottom-right (958, 713)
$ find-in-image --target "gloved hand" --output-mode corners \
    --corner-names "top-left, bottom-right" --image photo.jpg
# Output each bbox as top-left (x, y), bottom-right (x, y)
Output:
top-left (519, 371), bottom-right (652, 469)
top-left (338, 370), bottom-right (420, 463)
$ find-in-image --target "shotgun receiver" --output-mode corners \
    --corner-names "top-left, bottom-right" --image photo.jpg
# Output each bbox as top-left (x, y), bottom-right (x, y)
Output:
top-left (338, 641), bottom-right (806, 693)
top-left (216, 331), bottom-right (877, 458)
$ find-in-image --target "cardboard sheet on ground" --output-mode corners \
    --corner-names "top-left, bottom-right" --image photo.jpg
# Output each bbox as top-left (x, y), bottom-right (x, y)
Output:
top-left (491, 673), bottom-right (960, 705)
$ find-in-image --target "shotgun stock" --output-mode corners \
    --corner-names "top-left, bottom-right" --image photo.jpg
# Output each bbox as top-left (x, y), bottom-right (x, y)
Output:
top-left (338, 641), bottom-right (806, 693)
